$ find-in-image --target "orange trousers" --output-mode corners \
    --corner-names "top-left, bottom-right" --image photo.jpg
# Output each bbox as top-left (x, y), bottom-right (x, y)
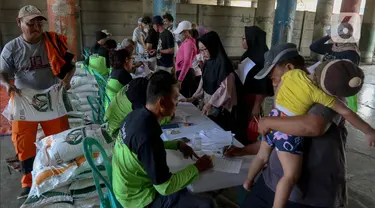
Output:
top-left (11, 115), bottom-right (69, 188)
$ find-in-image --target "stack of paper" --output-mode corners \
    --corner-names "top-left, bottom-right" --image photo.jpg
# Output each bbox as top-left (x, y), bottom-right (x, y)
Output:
top-left (199, 128), bottom-right (232, 152)
top-left (212, 157), bottom-right (243, 174)
top-left (236, 57), bottom-right (256, 84)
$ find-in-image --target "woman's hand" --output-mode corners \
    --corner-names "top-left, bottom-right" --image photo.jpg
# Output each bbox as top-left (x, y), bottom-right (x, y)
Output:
top-left (223, 146), bottom-right (245, 157)
top-left (243, 178), bottom-right (254, 191)
top-left (202, 103), bottom-right (212, 115)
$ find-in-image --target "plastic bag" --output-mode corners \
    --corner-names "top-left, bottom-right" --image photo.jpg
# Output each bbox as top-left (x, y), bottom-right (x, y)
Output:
top-left (69, 84), bottom-right (99, 94)
top-left (37, 125), bottom-right (113, 166)
top-left (347, 94), bottom-right (358, 113)
top-left (21, 185), bottom-right (72, 208)
top-left (2, 84), bottom-right (67, 122)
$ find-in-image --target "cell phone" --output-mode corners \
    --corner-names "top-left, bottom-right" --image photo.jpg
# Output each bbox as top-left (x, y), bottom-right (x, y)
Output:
top-left (176, 137), bottom-right (191, 143)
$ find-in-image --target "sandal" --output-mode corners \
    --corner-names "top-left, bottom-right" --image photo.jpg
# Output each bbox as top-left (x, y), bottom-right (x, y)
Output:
top-left (6, 155), bottom-right (19, 163)
top-left (7, 161), bottom-right (21, 175)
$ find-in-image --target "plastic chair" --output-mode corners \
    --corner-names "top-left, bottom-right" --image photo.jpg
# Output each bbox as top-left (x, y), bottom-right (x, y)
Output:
top-left (87, 96), bottom-right (105, 124)
top-left (82, 137), bottom-right (122, 208)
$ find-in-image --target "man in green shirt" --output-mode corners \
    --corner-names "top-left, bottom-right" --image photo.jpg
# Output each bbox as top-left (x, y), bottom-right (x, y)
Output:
top-left (112, 71), bottom-right (214, 207)
top-left (104, 77), bottom-right (171, 138)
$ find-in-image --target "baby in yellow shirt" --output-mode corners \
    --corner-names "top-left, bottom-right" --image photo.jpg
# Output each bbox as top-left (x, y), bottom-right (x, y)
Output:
top-left (243, 43), bottom-right (375, 208)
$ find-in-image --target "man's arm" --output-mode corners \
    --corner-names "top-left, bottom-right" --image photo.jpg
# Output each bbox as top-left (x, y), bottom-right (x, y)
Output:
top-left (0, 73), bottom-right (11, 89)
top-left (138, 139), bottom-right (198, 196)
top-left (260, 103), bottom-right (337, 137)
top-left (332, 99), bottom-right (374, 135)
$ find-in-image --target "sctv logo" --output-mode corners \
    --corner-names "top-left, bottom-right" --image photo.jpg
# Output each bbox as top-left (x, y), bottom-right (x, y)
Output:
top-left (330, 13), bottom-right (361, 43)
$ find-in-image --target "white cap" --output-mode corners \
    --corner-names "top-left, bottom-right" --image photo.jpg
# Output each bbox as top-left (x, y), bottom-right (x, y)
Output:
top-left (173, 21), bottom-right (192, 35)
top-left (18, 5), bottom-right (47, 22)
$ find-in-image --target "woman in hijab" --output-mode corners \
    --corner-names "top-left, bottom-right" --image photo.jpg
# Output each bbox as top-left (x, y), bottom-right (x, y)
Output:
top-left (181, 31), bottom-right (247, 142)
top-left (241, 26), bottom-right (274, 118)
top-left (309, 35), bottom-right (360, 65)
top-left (310, 35), bottom-right (361, 112)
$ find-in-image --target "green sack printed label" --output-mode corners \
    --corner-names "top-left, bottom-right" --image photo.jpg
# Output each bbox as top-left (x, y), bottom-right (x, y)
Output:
top-left (31, 92), bottom-right (53, 112)
top-left (64, 128), bottom-right (86, 145)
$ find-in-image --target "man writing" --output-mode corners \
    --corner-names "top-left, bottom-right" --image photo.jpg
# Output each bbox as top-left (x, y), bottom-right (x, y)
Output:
top-left (112, 71), bottom-right (215, 208)
top-left (0, 5), bottom-right (73, 198)
top-left (150, 16), bottom-right (175, 73)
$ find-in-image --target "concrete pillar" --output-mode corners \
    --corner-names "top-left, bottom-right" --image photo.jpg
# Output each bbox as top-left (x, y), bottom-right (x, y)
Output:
top-left (224, 0), bottom-right (231, 6)
top-left (255, 0), bottom-right (276, 47)
top-left (217, 0), bottom-right (224, 6)
top-left (272, 0), bottom-right (297, 46)
top-left (143, 0), bottom-right (153, 16)
top-left (153, 0), bottom-right (176, 24)
top-left (310, 0), bottom-right (334, 60)
top-left (47, 0), bottom-right (77, 60)
top-left (251, 1), bottom-right (258, 8)
top-left (359, 0), bottom-right (375, 63)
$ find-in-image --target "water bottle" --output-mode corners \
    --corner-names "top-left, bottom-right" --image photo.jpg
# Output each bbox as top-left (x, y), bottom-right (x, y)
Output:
top-left (193, 135), bottom-right (202, 151)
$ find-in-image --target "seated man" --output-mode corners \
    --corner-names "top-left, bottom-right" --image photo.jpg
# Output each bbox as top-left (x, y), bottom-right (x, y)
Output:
top-left (112, 72), bottom-right (215, 208)
top-left (104, 76), bottom-right (171, 138)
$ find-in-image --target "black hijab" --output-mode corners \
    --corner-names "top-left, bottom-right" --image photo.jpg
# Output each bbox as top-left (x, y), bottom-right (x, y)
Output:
top-left (198, 31), bottom-right (234, 95)
top-left (241, 26), bottom-right (273, 96)
top-left (241, 26), bottom-right (268, 67)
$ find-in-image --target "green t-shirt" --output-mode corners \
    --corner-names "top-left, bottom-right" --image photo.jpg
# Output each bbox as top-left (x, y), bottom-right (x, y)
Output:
top-left (112, 107), bottom-right (198, 208)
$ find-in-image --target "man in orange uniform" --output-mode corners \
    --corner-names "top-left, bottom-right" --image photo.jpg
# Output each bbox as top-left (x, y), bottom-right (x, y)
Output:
top-left (0, 5), bottom-right (72, 198)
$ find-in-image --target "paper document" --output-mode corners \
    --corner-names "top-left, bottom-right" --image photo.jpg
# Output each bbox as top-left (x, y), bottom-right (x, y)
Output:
top-left (212, 157), bottom-right (243, 174)
top-left (236, 57), bottom-right (256, 84)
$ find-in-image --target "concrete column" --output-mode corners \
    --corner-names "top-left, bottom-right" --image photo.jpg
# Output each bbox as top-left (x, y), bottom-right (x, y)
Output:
top-left (224, 0), bottom-right (231, 6)
top-left (255, 0), bottom-right (276, 47)
top-left (143, 0), bottom-right (153, 16)
top-left (251, 1), bottom-right (258, 8)
top-left (359, 0), bottom-right (375, 63)
top-left (310, 0), bottom-right (334, 60)
top-left (153, 0), bottom-right (176, 24)
top-left (272, 0), bottom-right (297, 46)
top-left (47, 0), bottom-right (77, 60)
top-left (217, 0), bottom-right (224, 6)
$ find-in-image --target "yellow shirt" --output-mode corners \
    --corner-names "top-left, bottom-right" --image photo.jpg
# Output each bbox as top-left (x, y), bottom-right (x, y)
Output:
top-left (275, 69), bottom-right (335, 116)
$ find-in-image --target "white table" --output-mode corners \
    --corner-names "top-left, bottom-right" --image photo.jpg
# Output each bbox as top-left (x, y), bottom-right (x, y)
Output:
top-left (165, 102), bottom-right (254, 193)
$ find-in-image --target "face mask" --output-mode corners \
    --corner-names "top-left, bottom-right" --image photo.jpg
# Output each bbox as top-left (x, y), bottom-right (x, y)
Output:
top-left (179, 33), bottom-right (186, 42)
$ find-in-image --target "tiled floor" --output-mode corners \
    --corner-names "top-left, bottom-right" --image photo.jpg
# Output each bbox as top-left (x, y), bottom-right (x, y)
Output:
top-left (1, 66), bottom-right (375, 208)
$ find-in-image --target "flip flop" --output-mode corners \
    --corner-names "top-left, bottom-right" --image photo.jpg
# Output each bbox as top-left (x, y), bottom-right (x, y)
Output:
top-left (5, 155), bottom-right (19, 163)
top-left (7, 161), bottom-right (21, 175)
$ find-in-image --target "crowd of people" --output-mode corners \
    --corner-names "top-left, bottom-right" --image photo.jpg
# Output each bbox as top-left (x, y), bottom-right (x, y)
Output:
top-left (1, 4), bottom-right (375, 208)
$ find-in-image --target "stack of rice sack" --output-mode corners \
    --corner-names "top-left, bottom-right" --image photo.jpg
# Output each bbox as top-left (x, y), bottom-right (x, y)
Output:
top-left (21, 124), bottom-right (115, 208)
top-left (66, 62), bottom-right (100, 126)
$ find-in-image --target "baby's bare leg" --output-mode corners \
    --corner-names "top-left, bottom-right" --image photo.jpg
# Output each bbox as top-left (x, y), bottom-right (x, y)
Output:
top-left (273, 151), bottom-right (303, 208)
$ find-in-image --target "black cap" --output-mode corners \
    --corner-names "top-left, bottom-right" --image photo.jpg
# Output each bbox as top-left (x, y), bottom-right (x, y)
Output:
top-left (152, 15), bottom-right (164, 25)
top-left (255, 43), bottom-right (300, 79)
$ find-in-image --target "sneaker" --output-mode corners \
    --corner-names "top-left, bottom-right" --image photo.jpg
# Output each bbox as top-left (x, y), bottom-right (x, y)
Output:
top-left (17, 187), bottom-right (31, 200)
